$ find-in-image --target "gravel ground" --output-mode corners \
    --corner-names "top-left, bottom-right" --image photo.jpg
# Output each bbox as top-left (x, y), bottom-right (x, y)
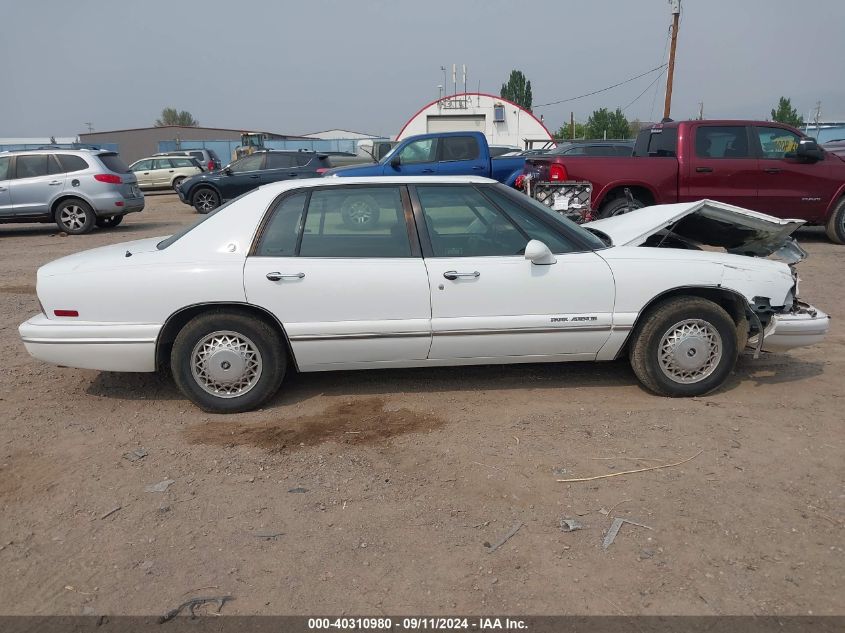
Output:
top-left (0, 193), bottom-right (842, 616)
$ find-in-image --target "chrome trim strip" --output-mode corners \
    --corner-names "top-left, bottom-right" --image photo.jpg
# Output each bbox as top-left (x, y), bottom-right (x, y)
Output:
top-left (21, 337), bottom-right (156, 345)
top-left (290, 332), bottom-right (430, 342)
top-left (435, 325), bottom-right (612, 336)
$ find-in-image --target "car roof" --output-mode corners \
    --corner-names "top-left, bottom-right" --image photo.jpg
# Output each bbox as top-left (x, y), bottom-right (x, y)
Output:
top-left (259, 175), bottom-right (496, 195)
top-left (0, 147), bottom-right (113, 157)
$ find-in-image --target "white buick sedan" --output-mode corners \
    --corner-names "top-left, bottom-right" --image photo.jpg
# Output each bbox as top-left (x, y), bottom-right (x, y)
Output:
top-left (19, 177), bottom-right (829, 413)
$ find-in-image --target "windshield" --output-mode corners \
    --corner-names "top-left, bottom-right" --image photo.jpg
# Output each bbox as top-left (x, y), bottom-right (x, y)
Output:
top-left (156, 193), bottom-right (249, 250)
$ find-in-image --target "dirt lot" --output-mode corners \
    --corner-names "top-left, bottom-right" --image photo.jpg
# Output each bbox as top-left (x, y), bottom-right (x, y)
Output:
top-left (0, 194), bottom-right (842, 617)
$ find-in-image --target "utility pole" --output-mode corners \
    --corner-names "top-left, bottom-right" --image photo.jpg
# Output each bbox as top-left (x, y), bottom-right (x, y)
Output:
top-left (570, 112), bottom-right (575, 140)
top-left (84, 122), bottom-right (94, 133)
top-left (662, 0), bottom-right (681, 120)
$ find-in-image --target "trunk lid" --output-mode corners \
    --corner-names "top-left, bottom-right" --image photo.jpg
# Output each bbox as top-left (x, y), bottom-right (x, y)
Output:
top-left (38, 237), bottom-right (164, 277)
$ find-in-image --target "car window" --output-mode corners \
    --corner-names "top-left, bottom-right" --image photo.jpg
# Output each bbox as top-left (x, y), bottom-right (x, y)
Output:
top-left (633, 127), bottom-right (678, 157)
top-left (295, 154), bottom-right (315, 167)
top-left (47, 155), bottom-right (64, 175)
top-left (254, 192), bottom-right (308, 256)
top-left (153, 158), bottom-right (172, 170)
top-left (188, 151), bottom-right (204, 161)
top-left (561, 146), bottom-right (585, 155)
top-left (171, 157), bottom-right (195, 168)
top-left (132, 159), bottom-right (153, 171)
top-left (440, 136), bottom-right (480, 161)
top-left (480, 187), bottom-right (577, 254)
top-left (230, 153), bottom-right (264, 173)
top-left (398, 138), bottom-right (437, 164)
top-left (695, 126), bottom-right (750, 159)
top-left (417, 185), bottom-right (529, 257)
top-left (299, 187), bottom-right (411, 258)
top-left (15, 155), bottom-right (49, 179)
top-left (0, 156), bottom-right (9, 180)
top-left (57, 154), bottom-right (88, 173)
top-left (265, 153), bottom-right (295, 169)
top-left (756, 126), bottom-right (801, 159)
top-left (98, 153), bottom-right (130, 173)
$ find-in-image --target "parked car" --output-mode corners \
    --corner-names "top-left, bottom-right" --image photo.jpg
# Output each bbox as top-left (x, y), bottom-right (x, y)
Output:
top-left (324, 131), bottom-right (526, 187)
top-left (489, 145), bottom-right (521, 157)
top-left (19, 176), bottom-right (828, 413)
top-left (154, 149), bottom-right (222, 172)
top-left (129, 156), bottom-right (203, 190)
top-left (0, 148), bottom-right (144, 233)
top-left (524, 119), bottom-right (845, 243)
top-left (547, 141), bottom-right (634, 157)
top-left (176, 150), bottom-right (332, 213)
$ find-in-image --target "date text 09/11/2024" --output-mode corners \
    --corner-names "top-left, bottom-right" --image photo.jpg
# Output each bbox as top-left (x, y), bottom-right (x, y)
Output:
top-left (307, 617), bottom-right (528, 630)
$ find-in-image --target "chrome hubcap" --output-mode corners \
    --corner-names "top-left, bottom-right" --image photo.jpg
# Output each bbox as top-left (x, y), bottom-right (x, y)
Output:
top-left (196, 192), bottom-right (217, 210)
top-left (191, 331), bottom-right (262, 398)
top-left (60, 205), bottom-right (87, 230)
top-left (346, 200), bottom-right (374, 223)
top-left (658, 319), bottom-right (722, 384)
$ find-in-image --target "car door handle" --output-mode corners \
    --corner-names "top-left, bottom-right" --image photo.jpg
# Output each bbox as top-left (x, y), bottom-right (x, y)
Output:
top-left (443, 270), bottom-right (480, 280)
top-left (0, 186), bottom-right (6, 192)
top-left (48, 180), bottom-right (62, 185)
top-left (421, 168), bottom-right (435, 173)
top-left (249, 174), bottom-right (260, 179)
top-left (763, 167), bottom-right (782, 174)
top-left (288, 173), bottom-right (298, 177)
top-left (471, 165), bottom-right (485, 171)
top-left (266, 272), bottom-right (305, 281)
top-left (168, 169), bottom-right (174, 173)
top-left (695, 167), bottom-right (713, 173)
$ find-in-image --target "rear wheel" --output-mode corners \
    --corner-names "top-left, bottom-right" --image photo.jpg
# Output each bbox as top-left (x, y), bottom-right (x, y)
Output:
top-left (630, 296), bottom-right (738, 397)
top-left (55, 199), bottom-right (95, 234)
top-left (171, 311), bottom-right (286, 413)
top-left (95, 215), bottom-right (124, 229)
top-left (824, 197), bottom-right (845, 244)
top-left (172, 176), bottom-right (186, 190)
top-left (192, 187), bottom-right (220, 214)
top-left (599, 194), bottom-right (645, 218)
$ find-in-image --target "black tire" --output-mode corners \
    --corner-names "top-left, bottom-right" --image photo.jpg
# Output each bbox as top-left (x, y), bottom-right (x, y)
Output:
top-left (599, 195), bottom-right (645, 219)
top-left (55, 198), bottom-right (95, 234)
top-left (824, 197), bottom-right (845, 244)
top-left (95, 215), bottom-right (124, 229)
top-left (172, 176), bottom-right (186, 191)
top-left (192, 187), bottom-right (220, 214)
top-left (171, 311), bottom-right (286, 413)
top-left (340, 194), bottom-right (381, 228)
top-left (629, 296), bottom-right (738, 397)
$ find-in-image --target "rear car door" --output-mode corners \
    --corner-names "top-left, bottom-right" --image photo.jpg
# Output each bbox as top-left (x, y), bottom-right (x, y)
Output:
top-left (682, 125), bottom-right (758, 208)
top-left (413, 184), bottom-right (616, 361)
top-left (754, 125), bottom-right (837, 220)
top-left (0, 156), bottom-right (12, 216)
top-left (436, 135), bottom-right (486, 175)
top-left (8, 154), bottom-right (64, 215)
top-left (261, 153), bottom-right (298, 185)
top-left (222, 153), bottom-right (266, 198)
top-left (131, 159), bottom-right (154, 188)
top-left (388, 138), bottom-right (439, 175)
top-left (151, 158), bottom-right (175, 187)
top-left (243, 185), bottom-right (432, 370)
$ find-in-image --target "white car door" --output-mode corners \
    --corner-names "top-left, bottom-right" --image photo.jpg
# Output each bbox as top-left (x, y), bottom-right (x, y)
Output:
top-left (413, 184), bottom-right (616, 361)
top-left (243, 185), bottom-right (432, 370)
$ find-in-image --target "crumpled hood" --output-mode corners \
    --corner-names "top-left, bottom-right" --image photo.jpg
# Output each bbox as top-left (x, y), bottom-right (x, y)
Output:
top-left (38, 237), bottom-right (164, 277)
top-left (584, 199), bottom-right (806, 261)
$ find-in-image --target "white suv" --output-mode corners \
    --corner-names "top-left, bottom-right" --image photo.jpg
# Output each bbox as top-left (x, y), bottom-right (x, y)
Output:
top-left (0, 148), bottom-right (144, 234)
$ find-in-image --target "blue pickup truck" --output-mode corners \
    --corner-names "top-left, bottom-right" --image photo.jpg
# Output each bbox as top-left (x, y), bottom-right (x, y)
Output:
top-left (323, 131), bottom-right (526, 186)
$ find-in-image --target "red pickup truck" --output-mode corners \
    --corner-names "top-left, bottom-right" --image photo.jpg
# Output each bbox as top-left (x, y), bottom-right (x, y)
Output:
top-left (524, 119), bottom-right (845, 243)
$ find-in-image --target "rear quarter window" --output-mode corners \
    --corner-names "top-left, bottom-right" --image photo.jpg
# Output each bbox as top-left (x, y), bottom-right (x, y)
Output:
top-left (98, 153), bottom-right (131, 173)
top-left (57, 154), bottom-right (89, 173)
top-left (633, 127), bottom-right (678, 157)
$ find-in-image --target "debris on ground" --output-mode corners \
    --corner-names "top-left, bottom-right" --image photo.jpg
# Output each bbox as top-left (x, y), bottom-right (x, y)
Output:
top-left (602, 517), bottom-right (653, 550)
top-left (559, 518), bottom-right (583, 532)
top-left (557, 451), bottom-right (703, 483)
top-left (288, 487), bottom-right (308, 493)
top-left (122, 448), bottom-right (148, 463)
top-left (145, 479), bottom-right (175, 493)
top-left (159, 595), bottom-right (233, 622)
top-left (484, 521), bottom-right (523, 553)
top-left (252, 531), bottom-right (284, 540)
top-left (99, 506), bottom-right (122, 520)
top-left (552, 467), bottom-right (567, 476)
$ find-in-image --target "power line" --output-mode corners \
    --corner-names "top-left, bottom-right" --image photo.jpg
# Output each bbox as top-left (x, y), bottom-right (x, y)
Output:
top-left (533, 64), bottom-right (667, 108)
top-left (623, 67), bottom-right (668, 113)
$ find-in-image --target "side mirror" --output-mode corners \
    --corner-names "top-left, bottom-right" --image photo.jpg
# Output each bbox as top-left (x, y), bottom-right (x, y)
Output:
top-left (795, 138), bottom-right (824, 162)
top-left (524, 239), bottom-right (557, 265)
top-left (390, 154), bottom-right (401, 168)
top-left (224, 166), bottom-right (233, 175)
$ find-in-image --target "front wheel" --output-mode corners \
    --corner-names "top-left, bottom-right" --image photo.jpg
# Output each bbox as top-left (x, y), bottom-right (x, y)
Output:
top-left (192, 188), bottom-right (220, 214)
top-left (95, 215), bottom-right (124, 229)
top-left (171, 311), bottom-right (286, 413)
top-left (824, 197), bottom-right (845, 244)
top-left (55, 199), bottom-right (95, 234)
top-left (629, 297), bottom-right (738, 397)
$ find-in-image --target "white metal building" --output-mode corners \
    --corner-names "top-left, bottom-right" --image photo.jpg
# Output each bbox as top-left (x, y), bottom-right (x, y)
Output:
top-left (303, 129), bottom-right (385, 140)
top-left (396, 93), bottom-right (553, 149)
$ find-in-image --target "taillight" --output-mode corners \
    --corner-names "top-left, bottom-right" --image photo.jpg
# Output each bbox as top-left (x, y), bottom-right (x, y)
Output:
top-left (549, 164), bottom-right (568, 181)
top-left (514, 175), bottom-right (526, 190)
top-left (94, 174), bottom-right (122, 184)
top-left (54, 309), bottom-right (79, 317)
top-left (207, 160), bottom-right (214, 170)
top-left (316, 168), bottom-right (329, 175)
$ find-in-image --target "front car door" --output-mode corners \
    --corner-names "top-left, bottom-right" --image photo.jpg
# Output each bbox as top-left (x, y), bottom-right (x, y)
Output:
top-left (388, 138), bottom-right (439, 175)
top-left (0, 156), bottom-right (12, 216)
top-left (223, 153), bottom-right (266, 198)
top-left (151, 158), bottom-right (175, 187)
top-left (754, 125), bottom-right (837, 221)
top-left (682, 124), bottom-right (758, 208)
top-left (412, 184), bottom-right (616, 361)
top-left (131, 159), bottom-right (154, 188)
top-left (243, 185), bottom-right (432, 370)
top-left (8, 153), bottom-right (64, 215)
top-left (436, 135), bottom-right (486, 175)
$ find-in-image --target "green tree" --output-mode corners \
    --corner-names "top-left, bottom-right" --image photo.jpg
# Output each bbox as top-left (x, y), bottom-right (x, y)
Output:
top-left (770, 97), bottom-right (804, 128)
top-left (500, 70), bottom-right (533, 112)
top-left (628, 119), bottom-right (646, 138)
top-left (554, 121), bottom-right (586, 140)
top-left (155, 107), bottom-right (199, 127)
top-left (585, 107), bottom-right (630, 139)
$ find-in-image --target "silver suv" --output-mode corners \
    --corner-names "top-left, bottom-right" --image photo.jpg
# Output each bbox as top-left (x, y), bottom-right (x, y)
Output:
top-left (0, 148), bottom-right (145, 234)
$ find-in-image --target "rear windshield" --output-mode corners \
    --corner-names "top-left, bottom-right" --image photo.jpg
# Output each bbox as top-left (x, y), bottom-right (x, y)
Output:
top-left (633, 127), bottom-right (678, 157)
top-left (98, 153), bottom-right (131, 173)
top-left (156, 193), bottom-right (248, 250)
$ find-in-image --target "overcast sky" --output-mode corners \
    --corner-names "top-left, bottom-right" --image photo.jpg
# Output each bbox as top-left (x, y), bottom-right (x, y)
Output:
top-left (2, 0), bottom-right (843, 138)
